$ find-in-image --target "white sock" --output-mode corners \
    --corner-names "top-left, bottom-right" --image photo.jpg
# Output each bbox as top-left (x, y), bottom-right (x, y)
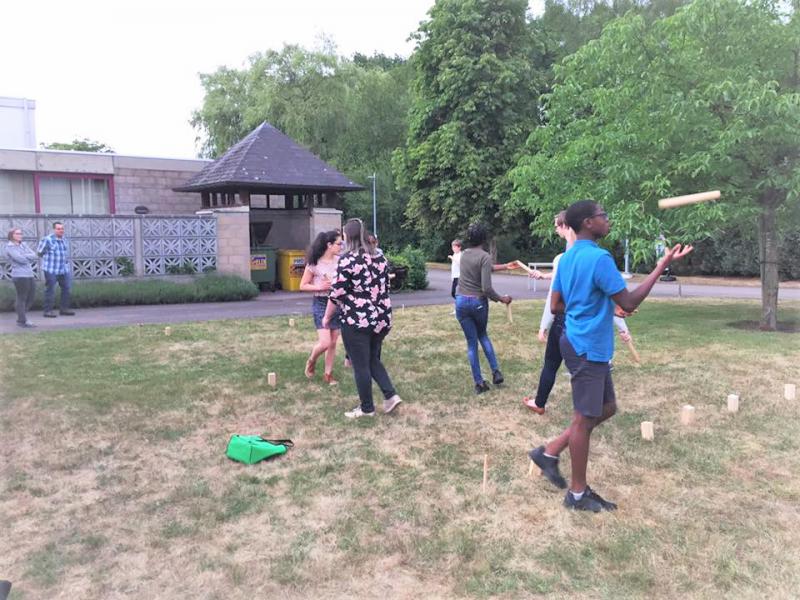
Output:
top-left (570, 489), bottom-right (585, 501)
top-left (544, 452), bottom-right (558, 460)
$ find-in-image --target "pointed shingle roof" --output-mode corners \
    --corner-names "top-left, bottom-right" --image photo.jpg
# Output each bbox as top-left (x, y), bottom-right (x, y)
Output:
top-left (174, 122), bottom-right (365, 192)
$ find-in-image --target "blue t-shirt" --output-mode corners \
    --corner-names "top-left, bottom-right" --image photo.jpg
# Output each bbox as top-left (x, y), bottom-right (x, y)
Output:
top-left (552, 240), bottom-right (626, 362)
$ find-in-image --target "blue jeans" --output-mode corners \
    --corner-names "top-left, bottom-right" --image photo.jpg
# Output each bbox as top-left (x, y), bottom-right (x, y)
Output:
top-left (43, 271), bottom-right (72, 313)
top-left (455, 295), bottom-right (499, 384)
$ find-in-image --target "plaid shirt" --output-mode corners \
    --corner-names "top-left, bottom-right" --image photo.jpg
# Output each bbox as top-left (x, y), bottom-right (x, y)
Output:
top-left (37, 233), bottom-right (71, 275)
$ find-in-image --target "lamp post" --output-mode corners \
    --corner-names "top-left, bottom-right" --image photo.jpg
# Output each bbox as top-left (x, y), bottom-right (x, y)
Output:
top-left (367, 172), bottom-right (377, 237)
top-left (656, 234), bottom-right (677, 282)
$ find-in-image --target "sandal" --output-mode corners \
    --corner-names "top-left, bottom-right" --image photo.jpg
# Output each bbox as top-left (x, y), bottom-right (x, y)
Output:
top-left (323, 372), bottom-right (338, 386)
top-left (523, 396), bottom-right (545, 415)
top-left (305, 359), bottom-right (316, 379)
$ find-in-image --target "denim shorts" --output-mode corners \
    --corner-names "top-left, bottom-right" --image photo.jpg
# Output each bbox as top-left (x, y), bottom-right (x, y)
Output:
top-left (560, 334), bottom-right (616, 418)
top-left (312, 296), bottom-right (340, 330)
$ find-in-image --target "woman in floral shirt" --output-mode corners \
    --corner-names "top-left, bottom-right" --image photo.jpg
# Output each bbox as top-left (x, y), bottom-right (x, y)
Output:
top-left (323, 218), bottom-right (402, 419)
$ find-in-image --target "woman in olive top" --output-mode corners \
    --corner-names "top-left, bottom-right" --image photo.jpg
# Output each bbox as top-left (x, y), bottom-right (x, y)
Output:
top-left (455, 223), bottom-right (514, 394)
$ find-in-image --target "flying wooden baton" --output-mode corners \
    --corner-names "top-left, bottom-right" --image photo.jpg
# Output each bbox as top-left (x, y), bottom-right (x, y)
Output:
top-left (658, 190), bottom-right (720, 210)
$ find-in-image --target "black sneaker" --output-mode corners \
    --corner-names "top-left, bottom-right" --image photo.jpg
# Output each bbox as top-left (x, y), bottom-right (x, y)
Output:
top-left (475, 381), bottom-right (490, 395)
top-left (43, 311), bottom-right (57, 318)
top-left (529, 446), bottom-right (567, 489)
top-left (59, 310), bottom-right (75, 316)
top-left (563, 489), bottom-right (603, 512)
top-left (492, 369), bottom-right (504, 385)
top-left (586, 486), bottom-right (617, 511)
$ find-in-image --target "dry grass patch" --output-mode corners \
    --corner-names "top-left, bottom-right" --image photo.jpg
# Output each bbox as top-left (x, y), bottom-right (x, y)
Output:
top-left (1, 299), bottom-right (799, 599)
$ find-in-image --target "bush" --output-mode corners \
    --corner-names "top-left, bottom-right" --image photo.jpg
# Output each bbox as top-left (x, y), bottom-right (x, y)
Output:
top-left (0, 274), bottom-right (259, 312)
top-left (386, 247), bottom-right (428, 291)
top-left (399, 246), bottom-right (428, 290)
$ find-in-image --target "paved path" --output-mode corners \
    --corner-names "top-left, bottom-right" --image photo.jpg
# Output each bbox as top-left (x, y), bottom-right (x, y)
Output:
top-left (2, 268), bottom-right (798, 334)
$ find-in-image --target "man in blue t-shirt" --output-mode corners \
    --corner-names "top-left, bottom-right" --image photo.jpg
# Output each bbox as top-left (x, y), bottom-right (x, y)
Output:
top-left (529, 199), bottom-right (693, 512)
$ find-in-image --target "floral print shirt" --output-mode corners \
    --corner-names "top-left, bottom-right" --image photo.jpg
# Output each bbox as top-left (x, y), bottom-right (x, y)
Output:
top-left (329, 250), bottom-right (392, 333)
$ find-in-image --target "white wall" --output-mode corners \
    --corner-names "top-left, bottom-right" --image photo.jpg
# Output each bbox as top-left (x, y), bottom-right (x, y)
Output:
top-left (0, 97), bottom-right (36, 149)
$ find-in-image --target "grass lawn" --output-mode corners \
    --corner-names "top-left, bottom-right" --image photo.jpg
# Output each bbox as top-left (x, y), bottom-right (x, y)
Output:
top-left (1, 299), bottom-right (799, 599)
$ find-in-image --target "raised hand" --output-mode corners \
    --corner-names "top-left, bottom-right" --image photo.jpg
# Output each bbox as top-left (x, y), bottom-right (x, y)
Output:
top-left (662, 243), bottom-right (694, 265)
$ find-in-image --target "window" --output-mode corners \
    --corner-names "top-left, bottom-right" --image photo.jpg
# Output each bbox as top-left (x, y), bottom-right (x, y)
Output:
top-left (0, 172), bottom-right (35, 213)
top-left (39, 176), bottom-right (110, 214)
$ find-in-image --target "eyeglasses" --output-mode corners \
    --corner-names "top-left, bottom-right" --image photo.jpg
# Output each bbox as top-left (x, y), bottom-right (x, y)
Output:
top-left (590, 212), bottom-right (608, 220)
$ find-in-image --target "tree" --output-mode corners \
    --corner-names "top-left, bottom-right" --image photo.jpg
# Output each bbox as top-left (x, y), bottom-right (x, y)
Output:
top-left (42, 138), bottom-right (114, 153)
top-left (511, 0), bottom-right (800, 330)
top-left (392, 0), bottom-right (543, 249)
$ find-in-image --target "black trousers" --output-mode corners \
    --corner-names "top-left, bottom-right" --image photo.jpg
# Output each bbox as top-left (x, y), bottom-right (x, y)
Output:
top-left (12, 277), bottom-right (36, 323)
top-left (534, 314), bottom-right (565, 407)
top-left (340, 325), bottom-right (396, 413)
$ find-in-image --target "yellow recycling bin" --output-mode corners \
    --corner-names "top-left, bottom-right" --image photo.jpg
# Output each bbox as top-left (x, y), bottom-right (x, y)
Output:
top-left (277, 249), bottom-right (306, 291)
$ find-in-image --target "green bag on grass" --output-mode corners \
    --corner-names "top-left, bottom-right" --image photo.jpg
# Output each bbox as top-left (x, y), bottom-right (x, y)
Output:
top-left (226, 435), bottom-right (293, 465)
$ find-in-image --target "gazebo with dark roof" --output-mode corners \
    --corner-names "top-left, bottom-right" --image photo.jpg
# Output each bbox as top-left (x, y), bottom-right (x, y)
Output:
top-left (175, 122), bottom-right (364, 253)
top-left (174, 122), bottom-right (364, 209)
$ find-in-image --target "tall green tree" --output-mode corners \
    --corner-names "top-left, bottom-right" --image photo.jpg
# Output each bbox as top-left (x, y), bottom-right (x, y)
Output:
top-left (511, 0), bottom-right (800, 330)
top-left (392, 0), bottom-right (543, 249)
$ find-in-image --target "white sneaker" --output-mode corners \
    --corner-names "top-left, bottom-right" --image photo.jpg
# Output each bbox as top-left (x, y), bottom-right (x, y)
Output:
top-left (345, 406), bottom-right (375, 419)
top-left (383, 394), bottom-right (403, 414)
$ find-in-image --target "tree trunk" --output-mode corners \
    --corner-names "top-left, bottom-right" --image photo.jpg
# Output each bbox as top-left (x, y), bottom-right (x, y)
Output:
top-left (758, 192), bottom-right (780, 331)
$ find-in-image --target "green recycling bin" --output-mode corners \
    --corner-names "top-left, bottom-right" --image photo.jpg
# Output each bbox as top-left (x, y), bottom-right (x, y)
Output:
top-left (250, 246), bottom-right (277, 291)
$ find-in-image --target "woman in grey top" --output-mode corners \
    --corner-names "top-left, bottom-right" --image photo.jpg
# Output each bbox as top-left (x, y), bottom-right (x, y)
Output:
top-left (6, 228), bottom-right (38, 328)
top-left (455, 223), bottom-right (514, 394)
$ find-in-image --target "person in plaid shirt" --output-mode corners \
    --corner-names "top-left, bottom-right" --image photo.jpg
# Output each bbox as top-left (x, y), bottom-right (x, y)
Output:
top-left (37, 222), bottom-right (75, 317)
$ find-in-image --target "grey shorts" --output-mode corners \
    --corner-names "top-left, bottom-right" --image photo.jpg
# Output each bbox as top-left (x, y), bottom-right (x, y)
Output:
top-left (560, 334), bottom-right (616, 418)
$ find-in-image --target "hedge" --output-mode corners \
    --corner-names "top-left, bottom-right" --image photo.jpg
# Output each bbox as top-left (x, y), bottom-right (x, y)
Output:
top-left (0, 274), bottom-right (259, 312)
top-left (386, 246), bottom-right (429, 291)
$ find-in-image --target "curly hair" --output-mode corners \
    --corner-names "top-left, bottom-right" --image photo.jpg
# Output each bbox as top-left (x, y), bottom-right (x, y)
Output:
top-left (306, 230), bottom-right (341, 265)
top-left (464, 223), bottom-right (488, 248)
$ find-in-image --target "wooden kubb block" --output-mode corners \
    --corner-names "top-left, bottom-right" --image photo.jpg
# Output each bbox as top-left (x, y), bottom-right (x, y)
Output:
top-left (267, 372), bottom-right (277, 387)
top-left (680, 405), bottom-right (695, 425)
top-left (785, 384), bottom-right (797, 401)
top-left (727, 394), bottom-right (739, 413)
top-left (641, 421), bottom-right (654, 441)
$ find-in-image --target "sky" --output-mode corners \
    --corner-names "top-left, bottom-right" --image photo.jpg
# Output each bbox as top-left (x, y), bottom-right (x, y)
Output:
top-left (1, 0), bottom-right (543, 159)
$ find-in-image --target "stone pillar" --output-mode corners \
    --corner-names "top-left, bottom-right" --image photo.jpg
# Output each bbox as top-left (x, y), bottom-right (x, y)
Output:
top-left (203, 206), bottom-right (250, 280)
top-left (311, 207), bottom-right (343, 239)
top-left (133, 216), bottom-right (145, 276)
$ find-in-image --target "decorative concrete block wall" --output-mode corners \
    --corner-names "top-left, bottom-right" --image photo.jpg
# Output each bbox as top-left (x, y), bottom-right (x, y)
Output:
top-left (0, 214), bottom-right (218, 280)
